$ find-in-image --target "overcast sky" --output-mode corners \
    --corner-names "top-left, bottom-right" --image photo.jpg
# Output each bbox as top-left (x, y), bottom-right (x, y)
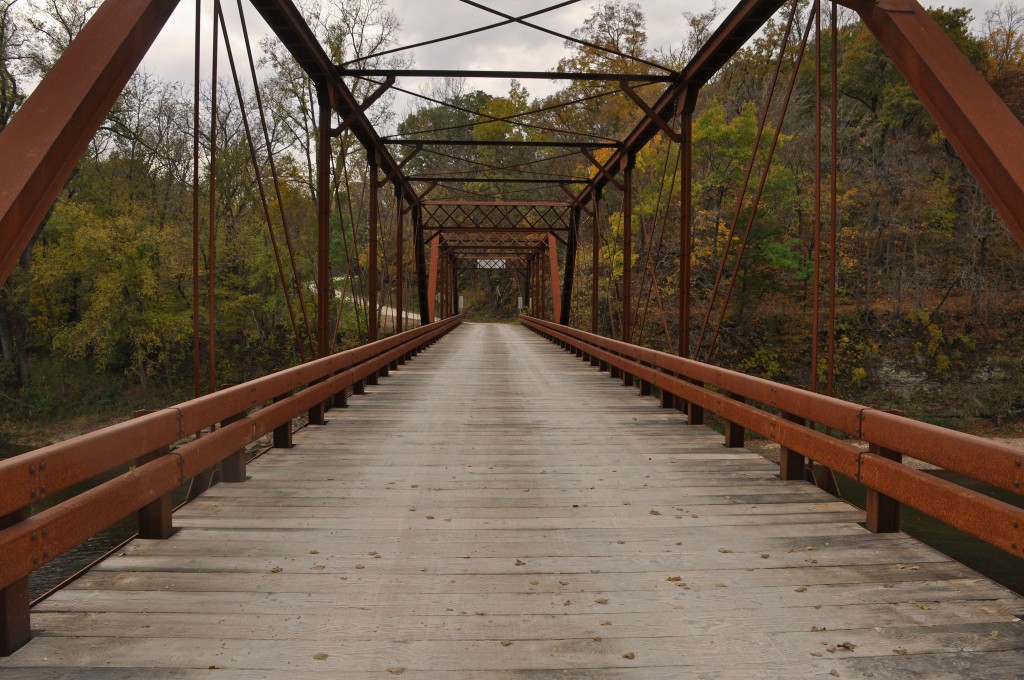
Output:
top-left (144, 0), bottom-right (1002, 109)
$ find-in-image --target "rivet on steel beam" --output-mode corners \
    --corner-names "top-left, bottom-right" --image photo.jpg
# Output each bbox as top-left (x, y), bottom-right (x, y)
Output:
top-left (28, 465), bottom-right (34, 474)
top-left (40, 486), bottom-right (47, 494)
top-left (29, 490), bottom-right (36, 499)
top-left (42, 551), bottom-right (48, 559)
top-left (31, 556), bottom-right (38, 564)
top-left (1016, 481), bottom-right (1021, 489)
top-left (42, 527), bottom-right (48, 536)
top-left (39, 462), bottom-right (46, 470)
top-left (1017, 459), bottom-right (1022, 467)
top-left (30, 532), bottom-right (37, 541)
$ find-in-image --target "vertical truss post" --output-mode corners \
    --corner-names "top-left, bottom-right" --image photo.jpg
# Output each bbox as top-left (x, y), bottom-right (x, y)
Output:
top-left (427, 236), bottom-right (439, 322)
top-left (368, 150), bottom-right (379, 341)
top-left (547, 233), bottom-right (562, 323)
top-left (308, 90), bottom-right (332, 427)
top-left (621, 157), bottom-right (634, 343)
top-left (0, 0), bottom-right (181, 286)
top-left (316, 92), bottom-right (332, 358)
top-left (591, 192), bottom-right (601, 334)
top-left (439, 248), bottom-right (447, 320)
top-left (451, 254), bottom-right (459, 315)
top-left (679, 107), bottom-right (693, 360)
top-left (560, 205), bottom-right (579, 326)
top-left (540, 252), bottom-right (548, 319)
top-left (415, 204), bottom-right (429, 325)
top-left (395, 189), bottom-right (404, 332)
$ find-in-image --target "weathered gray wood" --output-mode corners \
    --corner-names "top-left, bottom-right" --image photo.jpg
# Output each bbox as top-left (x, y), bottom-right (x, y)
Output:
top-left (3, 323), bottom-right (1023, 677)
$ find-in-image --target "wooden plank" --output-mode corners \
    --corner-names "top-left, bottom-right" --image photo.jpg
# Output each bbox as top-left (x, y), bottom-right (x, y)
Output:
top-left (3, 322), bottom-right (1024, 677)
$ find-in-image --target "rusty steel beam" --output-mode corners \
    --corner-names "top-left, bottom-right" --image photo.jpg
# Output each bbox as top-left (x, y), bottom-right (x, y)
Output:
top-left (414, 204), bottom-right (429, 325)
top-left (384, 139), bottom-right (620, 149)
top-left (0, 0), bottom-right (180, 286)
top-left (844, 0), bottom-right (1024, 249)
top-left (317, 94), bottom-right (332, 357)
top-left (341, 68), bottom-right (675, 83)
top-left (249, 0), bottom-right (419, 207)
top-left (559, 205), bottom-right (580, 325)
top-left (423, 200), bottom-right (572, 207)
top-left (409, 177), bottom-right (589, 185)
top-left (574, 0), bottom-right (786, 208)
top-left (427, 237), bottom-right (439, 322)
top-left (547, 233), bottom-right (562, 322)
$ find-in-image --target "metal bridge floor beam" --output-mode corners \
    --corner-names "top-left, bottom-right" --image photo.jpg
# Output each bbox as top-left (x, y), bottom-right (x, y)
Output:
top-left (2, 323), bottom-right (1024, 677)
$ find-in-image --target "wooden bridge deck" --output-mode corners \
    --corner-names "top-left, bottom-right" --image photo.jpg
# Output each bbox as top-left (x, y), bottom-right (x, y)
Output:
top-left (3, 322), bottom-right (1024, 678)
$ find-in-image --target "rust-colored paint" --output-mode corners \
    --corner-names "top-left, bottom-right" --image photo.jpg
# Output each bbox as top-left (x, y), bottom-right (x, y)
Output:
top-left (427, 238), bottom-right (439, 322)
top-left (547, 233), bottom-right (561, 322)
top-left (846, 0), bottom-right (1024, 250)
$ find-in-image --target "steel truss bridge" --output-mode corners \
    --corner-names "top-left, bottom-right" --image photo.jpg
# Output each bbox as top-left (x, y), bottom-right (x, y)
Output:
top-left (1, 0), bottom-right (1024, 675)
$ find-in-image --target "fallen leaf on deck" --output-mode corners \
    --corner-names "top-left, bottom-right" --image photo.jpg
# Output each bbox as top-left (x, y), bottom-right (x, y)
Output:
top-left (649, 509), bottom-right (661, 515)
top-left (989, 630), bottom-right (1000, 639)
top-left (811, 626), bottom-right (827, 632)
top-left (270, 567), bottom-right (283, 573)
top-left (829, 670), bottom-right (840, 677)
top-left (515, 559), bottom-right (526, 566)
top-left (386, 667), bottom-right (406, 674)
top-left (308, 550), bottom-right (319, 555)
top-left (355, 564), bottom-right (365, 569)
top-left (500, 640), bottom-right (512, 647)
top-left (837, 642), bottom-right (857, 651)
top-left (564, 599), bottom-right (572, 606)
top-left (313, 653), bottom-right (328, 661)
top-left (893, 648), bottom-right (908, 655)
top-left (760, 553), bottom-right (770, 559)
top-left (667, 576), bottom-right (682, 582)
top-left (717, 549), bottom-right (732, 554)
top-left (595, 598), bottom-right (609, 604)
top-left (599, 620), bottom-right (611, 626)
top-left (623, 652), bottom-right (636, 660)
top-left (795, 587), bottom-right (808, 592)
top-left (530, 580), bottom-right (540, 585)
top-left (312, 564), bottom-right (325, 571)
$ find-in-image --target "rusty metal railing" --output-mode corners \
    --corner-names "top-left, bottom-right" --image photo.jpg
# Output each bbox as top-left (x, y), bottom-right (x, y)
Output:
top-left (521, 316), bottom-right (1024, 559)
top-left (0, 315), bottom-right (461, 654)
